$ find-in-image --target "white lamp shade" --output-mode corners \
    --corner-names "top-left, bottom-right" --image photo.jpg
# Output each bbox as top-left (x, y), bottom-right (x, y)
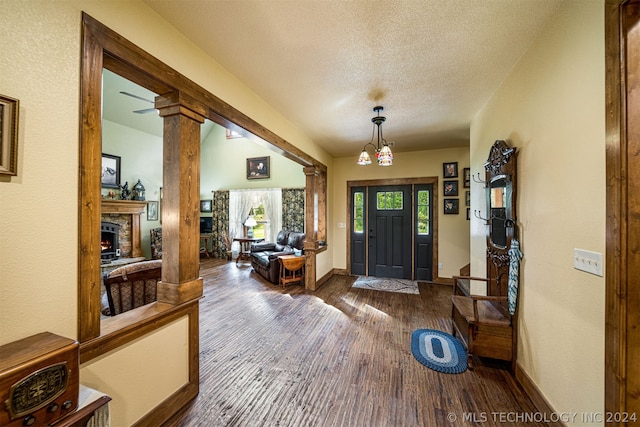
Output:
top-left (357, 150), bottom-right (372, 165)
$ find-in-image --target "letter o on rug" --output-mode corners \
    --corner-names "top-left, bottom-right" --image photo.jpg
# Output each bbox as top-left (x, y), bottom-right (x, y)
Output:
top-left (411, 329), bottom-right (467, 374)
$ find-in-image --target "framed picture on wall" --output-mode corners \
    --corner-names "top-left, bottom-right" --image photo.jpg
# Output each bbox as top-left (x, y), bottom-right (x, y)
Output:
top-left (444, 199), bottom-right (459, 214)
top-left (443, 161), bottom-right (458, 178)
top-left (200, 199), bottom-right (212, 213)
top-left (443, 180), bottom-right (458, 196)
top-left (0, 94), bottom-right (19, 175)
top-left (463, 168), bottom-right (471, 188)
top-left (465, 190), bottom-right (471, 206)
top-left (101, 153), bottom-right (121, 188)
top-left (147, 201), bottom-right (159, 221)
top-left (247, 156), bottom-right (270, 179)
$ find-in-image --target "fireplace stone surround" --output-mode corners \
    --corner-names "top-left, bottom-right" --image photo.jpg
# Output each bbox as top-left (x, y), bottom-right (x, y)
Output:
top-left (100, 200), bottom-right (146, 258)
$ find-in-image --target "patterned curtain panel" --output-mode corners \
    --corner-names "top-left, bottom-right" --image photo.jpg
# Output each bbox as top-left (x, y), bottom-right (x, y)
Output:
top-left (282, 188), bottom-right (305, 233)
top-left (211, 190), bottom-right (230, 258)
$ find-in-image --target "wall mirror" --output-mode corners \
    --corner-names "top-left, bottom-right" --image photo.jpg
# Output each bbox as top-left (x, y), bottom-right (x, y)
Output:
top-left (487, 174), bottom-right (512, 248)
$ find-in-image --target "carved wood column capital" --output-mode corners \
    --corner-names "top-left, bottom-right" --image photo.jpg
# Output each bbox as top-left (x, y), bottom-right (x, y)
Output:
top-left (303, 165), bottom-right (319, 176)
top-left (155, 91), bottom-right (206, 123)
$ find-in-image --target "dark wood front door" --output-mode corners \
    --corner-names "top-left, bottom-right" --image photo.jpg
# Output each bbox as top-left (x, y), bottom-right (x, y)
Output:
top-left (367, 185), bottom-right (412, 279)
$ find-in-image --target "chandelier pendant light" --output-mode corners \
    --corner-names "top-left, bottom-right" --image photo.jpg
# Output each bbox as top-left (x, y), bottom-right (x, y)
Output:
top-left (357, 105), bottom-right (393, 166)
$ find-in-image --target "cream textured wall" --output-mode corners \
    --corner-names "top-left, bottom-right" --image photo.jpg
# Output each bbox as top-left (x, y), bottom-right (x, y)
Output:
top-left (470, 1), bottom-right (605, 423)
top-left (0, 0), bottom-right (332, 424)
top-left (333, 147), bottom-right (470, 279)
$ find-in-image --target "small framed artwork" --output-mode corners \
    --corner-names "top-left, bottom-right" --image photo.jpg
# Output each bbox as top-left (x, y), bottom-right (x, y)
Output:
top-left (247, 156), bottom-right (270, 179)
top-left (467, 208), bottom-right (471, 220)
top-left (443, 180), bottom-right (458, 196)
top-left (147, 201), bottom-right (159, 221)
top-left (101, 153), bottom-right (121, 188)
top-left (463, 168), bottom-right (471, 188)
top-left (0, 94), bottom-right (19, 175)
top-left (465, 190), bottom-right (471, 206)
top-left (443, 162), bottom-right (458, 178)
top-left (444, 199), bottom-right (459, 215)
top-left (200, 199), bottom-right (212, 213)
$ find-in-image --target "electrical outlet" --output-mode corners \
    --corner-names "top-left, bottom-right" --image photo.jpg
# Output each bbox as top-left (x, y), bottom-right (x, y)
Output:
top-left (337, 222), bottom-right (346, 228)
top-left (438, 263), bottom-right (443, 270)
top-left (573, 248), bottom-right (603, 276)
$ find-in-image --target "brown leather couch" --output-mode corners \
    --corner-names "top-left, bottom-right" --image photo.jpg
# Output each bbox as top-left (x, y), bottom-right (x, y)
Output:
top-left (250, 230), bottom-right (305, 284)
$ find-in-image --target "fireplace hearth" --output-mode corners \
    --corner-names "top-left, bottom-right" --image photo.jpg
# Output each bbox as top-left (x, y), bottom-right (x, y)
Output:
top-left (101, 221), bottom-right (120, 261)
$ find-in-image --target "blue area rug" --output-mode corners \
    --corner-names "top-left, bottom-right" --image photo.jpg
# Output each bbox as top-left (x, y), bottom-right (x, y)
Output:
top-left (411, 329), bottom-right (467, 374)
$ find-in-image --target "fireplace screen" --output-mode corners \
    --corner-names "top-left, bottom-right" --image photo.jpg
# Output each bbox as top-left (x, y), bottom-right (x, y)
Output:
top-left (101, 222), bottom-right (120, 261)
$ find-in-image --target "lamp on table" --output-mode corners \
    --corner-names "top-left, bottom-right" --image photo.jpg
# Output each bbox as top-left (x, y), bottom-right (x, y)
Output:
top-left (244, 214), bottom-right (257, 238)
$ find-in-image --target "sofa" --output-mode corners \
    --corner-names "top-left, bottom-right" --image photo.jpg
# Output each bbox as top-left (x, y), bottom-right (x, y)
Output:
top-left (250, 230), bottom-right (305, 284)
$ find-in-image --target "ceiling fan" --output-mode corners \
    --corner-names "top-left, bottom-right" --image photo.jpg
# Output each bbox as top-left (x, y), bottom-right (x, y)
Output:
top-left (119, 91), bottom-right (157, 114)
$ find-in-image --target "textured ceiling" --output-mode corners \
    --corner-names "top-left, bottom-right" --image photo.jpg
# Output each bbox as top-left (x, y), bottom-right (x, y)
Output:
top-left (132, 0), bottom-right (561, 158)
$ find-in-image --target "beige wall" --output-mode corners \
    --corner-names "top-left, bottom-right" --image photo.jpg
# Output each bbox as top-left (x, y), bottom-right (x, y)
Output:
top-left (332, 147), bottom-right (470, 279)
top-left (470, 1), bottom-right (605, 423)
top-left (0, 0), bottom-right (331, 424)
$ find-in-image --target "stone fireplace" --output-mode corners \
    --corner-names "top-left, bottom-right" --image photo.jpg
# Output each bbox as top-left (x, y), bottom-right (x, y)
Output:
top-left (101, 200), bottom-right (146, 259)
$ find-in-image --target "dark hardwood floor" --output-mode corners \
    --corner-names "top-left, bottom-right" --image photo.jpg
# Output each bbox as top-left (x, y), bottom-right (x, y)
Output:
top-left (162, 258), bottom-right (549, 427)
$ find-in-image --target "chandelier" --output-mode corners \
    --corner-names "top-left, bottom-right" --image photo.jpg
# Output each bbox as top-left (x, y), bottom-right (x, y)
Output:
top-left (357, 105), bottom-right (393, 166)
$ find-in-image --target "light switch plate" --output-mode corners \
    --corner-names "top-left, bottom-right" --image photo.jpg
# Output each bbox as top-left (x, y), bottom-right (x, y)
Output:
top-left (573, 248), bottom-right (603, 276)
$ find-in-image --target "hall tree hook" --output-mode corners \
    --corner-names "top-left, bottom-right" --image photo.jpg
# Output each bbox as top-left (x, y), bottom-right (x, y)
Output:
top-left (472, 173), bottom-right (486, 185)
top-left (474, 210), bottom-right (489, 222)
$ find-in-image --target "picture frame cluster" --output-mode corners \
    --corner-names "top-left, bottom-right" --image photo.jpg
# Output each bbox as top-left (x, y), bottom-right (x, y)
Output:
top-left (442, 162), bottom-right (471, 219)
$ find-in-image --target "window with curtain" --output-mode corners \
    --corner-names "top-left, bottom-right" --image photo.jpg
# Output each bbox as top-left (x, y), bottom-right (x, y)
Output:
top-left (229, 189), bottom-right (282, 241)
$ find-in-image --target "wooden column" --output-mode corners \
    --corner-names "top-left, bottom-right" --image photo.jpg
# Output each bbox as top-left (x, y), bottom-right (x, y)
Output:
top-left (155, 92), bottom-right (205, 305)
top-left (303, 166), bottom-right (319, 290)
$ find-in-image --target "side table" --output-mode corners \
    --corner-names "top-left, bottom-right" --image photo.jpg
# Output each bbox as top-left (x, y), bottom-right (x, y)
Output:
top-left (233, 237), bottom-right (264, 265)
top-left (278, 254), bottom-right (305, 287)
top-left (200, 234), bottom-right (211, 258)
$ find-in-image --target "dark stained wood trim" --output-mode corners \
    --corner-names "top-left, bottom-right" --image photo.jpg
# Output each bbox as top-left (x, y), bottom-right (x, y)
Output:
top-left (346, 177), bottom-right (439, 282)
top-left (605, 0), bottom-right (629, 420)
top-left (79, 300), bottom-right (199, 364)
top-left (78, 16), bottom-right (105, 342)
top-left (80, 12), bottom-right (327, 345)
top-left (133, 383), bottom-right (199, 427)
top-left (315, 269), bottom-right (333, 289)
top-left (515, 363), bottom-right (565, 427)
top-left (86, 14), bottom-right (325, 172)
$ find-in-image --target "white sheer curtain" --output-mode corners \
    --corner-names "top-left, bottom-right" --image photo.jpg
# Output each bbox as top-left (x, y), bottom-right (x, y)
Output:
top-left (229, 189), bottom-right (282, 241)
top-left (259, 188), bottom-right (281, 242)
top-left (229, 190), bottom-right (255, 238)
